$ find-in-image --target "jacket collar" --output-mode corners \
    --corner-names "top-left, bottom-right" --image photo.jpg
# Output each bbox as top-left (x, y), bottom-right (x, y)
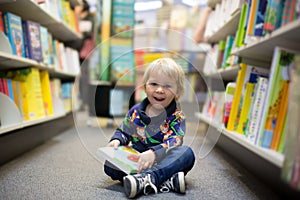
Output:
top-left (138, 98), bottom-right (177, 125)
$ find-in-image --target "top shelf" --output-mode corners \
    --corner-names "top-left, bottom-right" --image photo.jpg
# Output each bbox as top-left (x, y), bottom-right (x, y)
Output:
top-left (205, 10), bottom-right (241, 43)
top-left (0, 0), bottom-right (82, 42)
top-left (232, 19), bottom-right (300, 63)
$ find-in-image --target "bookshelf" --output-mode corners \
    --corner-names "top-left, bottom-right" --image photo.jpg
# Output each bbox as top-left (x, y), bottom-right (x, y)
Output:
top-left (0, 0), bottom-right (81, 165)
top-left (195, 0), bottom-right (300, 196)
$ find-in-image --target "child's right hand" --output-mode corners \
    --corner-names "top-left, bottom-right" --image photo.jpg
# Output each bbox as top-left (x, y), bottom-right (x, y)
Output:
top-left (107, 139), bottom-right (120, 149)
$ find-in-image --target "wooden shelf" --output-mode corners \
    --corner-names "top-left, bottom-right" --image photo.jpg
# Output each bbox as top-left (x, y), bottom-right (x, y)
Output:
top-left (205, 10), bottom-right (241, 43)
top-left (0, 0), bottom-right (82, 42)
top-left (195, 112), bottom-right (284, 168)
top-left (232, 19), bottom-right (300, 62)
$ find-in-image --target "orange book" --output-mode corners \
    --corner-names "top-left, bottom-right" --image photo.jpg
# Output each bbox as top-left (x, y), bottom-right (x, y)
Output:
top-left (271, 80), bottom-right (289, 150)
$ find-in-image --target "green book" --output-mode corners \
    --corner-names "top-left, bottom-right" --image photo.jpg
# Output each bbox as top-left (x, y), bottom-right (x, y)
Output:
top-left (235, 3), bottom-right (248, 47)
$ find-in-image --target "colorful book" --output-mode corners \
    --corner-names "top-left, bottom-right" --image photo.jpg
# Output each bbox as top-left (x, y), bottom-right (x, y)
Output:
top-left (245, 0), bottom-right (259, 41)
top-left (254, 0), bottom-right (268, 37)
top-left (110, 38), bottom-right (135, 84)
top-left (40, 71), bottom-right (53, 116)
top-left (14, 68), bottom-right (45, 121)
top-left (2, 12), bottom-right (26, 57)
top-left (22, 20), bottom-right (43, 62)
top-left (96, 146), bottom-right (140, 175)
top-left (281, 0), bottom-right (297, 27)
top-left (270, 80), bottom-right (289, 150)
top-left (281, 54), bottom-right (300, 189)
top-left (221, 35), bottom-right (234, 68)
top-left (263, 0), bottom-right (285, 33)
top-left (236, 82), bottom-right (255, 134)
top-left (235, 3), bottom-right (248, 47)
top-left (227, 64), bottom-right (269, 131)
top-left (258, 47), bottom-right (295, 148)
top-left (245, 76), bottom-right (269, 143)
top-left (40, 25), bottom-right (50, 65)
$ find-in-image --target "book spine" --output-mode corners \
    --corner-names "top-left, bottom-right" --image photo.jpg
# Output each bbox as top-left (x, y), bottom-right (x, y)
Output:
top-left (227, 63), bottom-right (248, 131)
top-left (236, 82), bottom-right (255, 134)
top-left (246, 77), bottom-right (268, 143)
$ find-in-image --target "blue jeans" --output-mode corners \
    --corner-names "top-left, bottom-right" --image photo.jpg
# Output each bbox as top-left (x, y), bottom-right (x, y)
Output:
top-left (104, 145), bottom-right (195, 187)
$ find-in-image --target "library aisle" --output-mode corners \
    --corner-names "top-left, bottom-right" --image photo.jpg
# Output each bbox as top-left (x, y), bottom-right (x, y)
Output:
top-left (0, 110), bottom-right (281, 199)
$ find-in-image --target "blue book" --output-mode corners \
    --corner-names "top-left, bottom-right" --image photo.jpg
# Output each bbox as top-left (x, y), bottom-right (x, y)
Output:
top-left (2, 12), bottom-right (26, 57)
top-left (22, 20), bottom-right (43, 62)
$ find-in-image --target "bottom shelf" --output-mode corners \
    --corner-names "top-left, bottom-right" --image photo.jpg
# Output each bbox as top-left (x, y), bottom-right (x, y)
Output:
top-left (0, 112), bottom-right (74, 166)
top-left (195, 112), bottom-right (300, 198)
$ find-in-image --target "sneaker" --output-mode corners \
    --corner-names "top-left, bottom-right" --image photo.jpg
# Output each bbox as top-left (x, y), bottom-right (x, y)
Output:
top-left (159, 171), bottom-right (185, 194)
top-left (123, 173), bottom-right (158, 198)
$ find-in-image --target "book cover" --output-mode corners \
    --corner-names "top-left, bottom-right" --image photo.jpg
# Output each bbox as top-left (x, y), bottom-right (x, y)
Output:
top-left (15, 68), bottom-right (45, 120)
top-left (245, 0), bottom-right (259, 40)
top-left (40, 25), bottom-right (50, 65)
top-left (110, 38), bottom-right (135, 84)
top-left (235, 3), bottom-right (248, 47)
top-left (281, 0), bottom-right (297, 27)
top-left (254, 0), bottom-right (268, 37)
top-left (227, 64), bottom-right (269, 131)
top-left (258, 47), bottom-right (295, 148)
top-left (281, 54), bottom-right (300, 190)
top-left (263, 0), bottom-right (285, 33)
top-left (270, 80), bottom-right (289, 150)
top-left (40, 71), bottom-right (53, 116)
top-left (22, 20), bottom-right (43, 62)
top-left (221, 35), bottom-right (234, 68)
top-left (2, 12), bottom-right (26, 57)
top-left (245, 76), bottom-right (269, 143)
top-left (96, 146), bottom-right (140, 175)
top-left (236, 82), bottom-right (255, 134)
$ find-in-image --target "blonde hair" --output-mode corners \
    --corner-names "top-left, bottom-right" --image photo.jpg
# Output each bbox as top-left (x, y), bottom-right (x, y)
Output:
top-left (142, 58), bottom-right (185, 99)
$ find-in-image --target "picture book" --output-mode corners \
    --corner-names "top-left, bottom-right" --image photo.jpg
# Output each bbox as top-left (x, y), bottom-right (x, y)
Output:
top-left (281, 0), bottom-right (297, 27)
top-left (281, 54), bottom-right (300, 190)
top-left (258, 47), bottom-right (295, 148)
top-left (245, 76), bottom-right (269, 143)
top-left (14, 68), bottom-right (45, 121)
top-left (110, 38), bottom-right (135, 84)
top-left (2, 12), bottom-right (26, 57)
top-left (263, 0), bottom-right (285, 33)
top-left (227, 64), bottom-right (269, 131)
top-left (96, 146), bottom-right (140, 175)
top-left (22, 20), bottom-right (43, 62)
top-left (40, 71), bottom-right (53, 116)
top-left (40, 25), bottom-right (50, 65)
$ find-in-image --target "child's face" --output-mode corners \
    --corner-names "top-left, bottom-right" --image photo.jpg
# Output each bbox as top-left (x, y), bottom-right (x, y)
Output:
top-left (145, 71), bottom-right (177, 110)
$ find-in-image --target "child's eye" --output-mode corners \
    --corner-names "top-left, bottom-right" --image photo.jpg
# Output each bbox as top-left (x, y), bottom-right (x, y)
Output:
top-left (149, 82), bottom-right (158, 86)
top-left (165, 85), bottom-right (171, 89)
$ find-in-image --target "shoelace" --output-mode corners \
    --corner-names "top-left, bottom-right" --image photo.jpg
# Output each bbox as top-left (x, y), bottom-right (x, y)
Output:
top-left (159, 177), bottom-right (174, 193)
top-left (137, 174), bottom-right (158, 195)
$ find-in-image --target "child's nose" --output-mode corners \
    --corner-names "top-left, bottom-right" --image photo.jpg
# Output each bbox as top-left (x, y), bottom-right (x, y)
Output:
top-left (156, 86), bottom-right (164, 93)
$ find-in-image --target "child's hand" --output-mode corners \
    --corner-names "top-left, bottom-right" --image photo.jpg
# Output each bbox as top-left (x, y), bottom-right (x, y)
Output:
top-left (107, 139), bottom-right (120, 149)
top-left (137, 150), bottom-right (155, 173)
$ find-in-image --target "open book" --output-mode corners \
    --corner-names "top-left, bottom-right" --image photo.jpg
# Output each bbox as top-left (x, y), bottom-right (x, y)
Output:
top-left (96, 146), bottom-right (140, 174)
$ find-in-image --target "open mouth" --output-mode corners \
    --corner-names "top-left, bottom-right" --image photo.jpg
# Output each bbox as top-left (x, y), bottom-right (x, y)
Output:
top-left (154, 97), bottom-right (165, 102)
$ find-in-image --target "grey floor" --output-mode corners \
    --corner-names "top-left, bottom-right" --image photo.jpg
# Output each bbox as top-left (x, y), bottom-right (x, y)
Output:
top-left (0, 110), bottom-right (282, 200)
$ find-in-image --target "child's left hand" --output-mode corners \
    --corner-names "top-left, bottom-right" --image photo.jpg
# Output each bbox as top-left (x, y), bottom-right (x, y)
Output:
top-left (137, 149), bottom-right (155, 173)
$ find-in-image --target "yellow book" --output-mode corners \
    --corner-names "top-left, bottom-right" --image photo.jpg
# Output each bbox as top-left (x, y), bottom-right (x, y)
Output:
top-left (227, 63), bottom-right (248, 131)
top-left (40, 71), bottom-right (54, 116)
top-left (16, 68), bottom-right (45, 121)
top-left (236, 82), bottom-right (255, 134)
